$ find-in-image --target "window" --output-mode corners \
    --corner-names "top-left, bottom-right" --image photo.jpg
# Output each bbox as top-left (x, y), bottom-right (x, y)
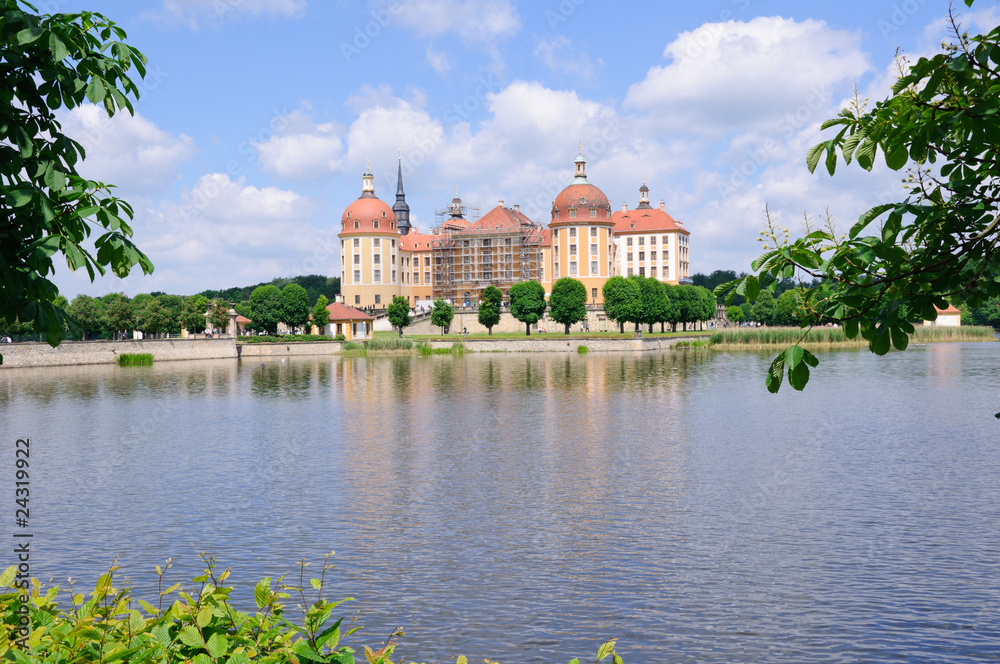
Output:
top-left (373, 254), bottom-right (380, 265)
top-left (569, 209), bottom-right (576, 218)
top-left (505, 238), bottom-right (512, 246)
top-left (664, 251), bottom-right (669, 261)
top-left (570, 244), bottom-right (577, 255)
top-left (465, 272), bottom-right (471, 280)
top-left (554, 210), bottom-right (559, 219)
top-left (651, 251), bottom-right (657, 260)
top-left (569, 227), bottom-right (577, 237)
top-left (425, 271), bottom-right (430, 283)
top-left (353, 254), bottom-right (360, 265)
top-left (570, 261), bottom-right (577, 276)
top-left (639, 267), bottom-right (645, 277)
top-left (590, 244), bottom-right (598, 255)
top-left (590, 208), bottom-right (597, 218)
top-left (590, 227), bottom-right (597, 237)
top-left (374, 220), bottom-right (379, 229)
top-left (554, 262), bottom-right (560, 278)
top-left (425, 257), bottom-right (430, 267)
top-left (591, 260), bottom-right (598, 274)
top-left (382, 211), bottom-right (387, 218)
top-left (464, 256), bottom-right (470, 264)
top-left (627, 252), bottom-right (633, 262)
top-left (627, 268), bottom-right (633, 277)
top-left (374, 269), bottom-right (381, 282)
top-left (463, 240), bottom-right (470, 247)
top-left (347, 211), bottom-right (352, 218)
top-left (626, 237), bottom-right (633, 246)
top-left (651, 267), bottom-right (657, 278)
top-left (354, 221), bottom-right (359, 229)
top-left (638, 237), bottom-right (645, 246)
top-left (374, 238), bottom-right (380, 247)
top-left (391, 239), bottom-right (396, 248)
top-left (639, 252), bottom-right (645, 261)
top-left (391, 254), bottom-right (396, 264)
top-left (650, 236), bottom-right (657, 245)
top-left (662, 235), bottom-right (669, 244)
top-left (355, 295), bottom-right (361, 304)
top-left (353, 269), bottom-right (360, 282)
top-left (505, 270), bottom-right (512, 279)
top-left (592, 288), bottom-right (598, 300)
top-left (354, 238), bottom-right (360, 247)
top-left (392, 270), bottom-right (396, 283)
top-left (375, 294), bottom-right (381, 304)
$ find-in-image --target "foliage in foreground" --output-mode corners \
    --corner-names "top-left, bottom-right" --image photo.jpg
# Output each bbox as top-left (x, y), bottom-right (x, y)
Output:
top-left (2, 2), bottom-right (153, 364)
top-left (117, 352), bottom-right (153, 366)
top-left (0, 559), bottom-right (623, 664)
top-left (719, 3), bottom-right (1000, 402)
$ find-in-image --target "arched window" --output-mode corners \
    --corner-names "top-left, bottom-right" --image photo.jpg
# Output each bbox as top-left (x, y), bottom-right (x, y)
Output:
top-left (374, 220), bottom-right (380, 229)
top-left (354, 221), bottom-right (359, 229)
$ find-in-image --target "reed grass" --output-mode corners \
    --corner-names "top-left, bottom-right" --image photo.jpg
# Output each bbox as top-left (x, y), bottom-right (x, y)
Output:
top-left (363, 337), bottom-right (413, 351)
top-left (709, 325), bottom-right (997, 347)
top-left (117, 353), bottom-right (153, 366)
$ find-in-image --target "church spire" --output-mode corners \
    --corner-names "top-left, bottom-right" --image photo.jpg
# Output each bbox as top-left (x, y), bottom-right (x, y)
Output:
top-left (392, 154), bottom-right (412, 235)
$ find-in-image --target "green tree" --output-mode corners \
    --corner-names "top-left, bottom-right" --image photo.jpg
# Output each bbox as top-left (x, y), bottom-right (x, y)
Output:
top-left (749, 290), bottom-right (776, 326)
top-left (508, 281), bottom-right (547, 336)
top-left (726, 304), bottom-right (746, 325)
top-left (387, 296), bottom-right (412, 337)
top-left (281, 283), bottom-right (311, 333)
top-left (548, 277), bottom-right (587, 334)
top-left (180, 295), bottom-right (208, 334)
top-left (602, 276), bottom-right (641, 333)
top-left (430, 298), bottom-right (454, 334)
top-left (156, 295), bottom-right (184, 335)
top-left (773, 289), bottom-right (803, 327)
top-left (208, 298), bottom-right (231, 333)
top-left (630, 275), bottom-right (670, 333)
top-left (311, 295), bottom-right (330, 334)
top-left (724, 3), bottom-right (1000, 397)
top-left (101, 293), bottom-right (134, 338)
top-left (250, 285), bottom-right (283, 334)
top-left (693, 286), bottom-right (718, 330)
top-left (67, 295), bottom-right (102, 339)
top-left (478, 285), bottom-right (503, 336)
top-left (1, 3), bottom-right (152, 364)
top-left (136, 298), bottom-right (171, 337)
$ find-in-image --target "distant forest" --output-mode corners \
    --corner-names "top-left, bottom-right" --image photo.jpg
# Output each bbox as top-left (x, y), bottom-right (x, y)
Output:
top-left (198, 275), bottom-right (340, 307)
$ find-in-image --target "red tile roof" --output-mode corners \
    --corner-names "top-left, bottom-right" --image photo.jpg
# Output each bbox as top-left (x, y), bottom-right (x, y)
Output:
top-left (466, 204), bottom-right (539, 232)
top-left (611, 208), bottom-right (688, 234)
top-left (398, 231), bottom-right (436, 251)
top-left (235, 315), bottom-right (251, 323)
top-left (325, 302), bottom-right (374, 321)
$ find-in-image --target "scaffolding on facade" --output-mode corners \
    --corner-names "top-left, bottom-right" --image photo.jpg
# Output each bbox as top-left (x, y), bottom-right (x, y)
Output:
top-left (429, 223), bottom-right (545, 306)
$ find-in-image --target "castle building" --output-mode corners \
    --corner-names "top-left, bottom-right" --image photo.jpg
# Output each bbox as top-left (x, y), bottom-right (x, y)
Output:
top-left (338, 151), bottom-right (692, 310)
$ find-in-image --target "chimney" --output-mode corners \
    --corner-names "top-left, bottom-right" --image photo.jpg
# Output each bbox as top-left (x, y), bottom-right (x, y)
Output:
top-left (498, 199), bottom-right (505, 208)
top-left (335, 295), bottom-right (343, 303)
top-left (622, 202), bottom-right (628, 211)
top-left (659, 201), bottom-right (665, 211)
top-left (514, 204), bottom-right (519, 213)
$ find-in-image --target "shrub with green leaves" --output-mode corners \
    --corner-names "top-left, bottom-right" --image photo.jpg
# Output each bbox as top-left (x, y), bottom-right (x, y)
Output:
top-left (0, 557), bottom-right (625, 664)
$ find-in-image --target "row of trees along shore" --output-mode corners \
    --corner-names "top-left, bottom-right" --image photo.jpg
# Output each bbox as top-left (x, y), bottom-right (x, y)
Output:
top-left (386, 277), bottom-right (719, 336)
top-left (1, 275), bottom-right (340, 341)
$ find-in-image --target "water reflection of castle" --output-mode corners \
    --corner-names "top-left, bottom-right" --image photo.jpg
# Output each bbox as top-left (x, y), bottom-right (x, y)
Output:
top-left (338, 151), bottom-right (691, 309)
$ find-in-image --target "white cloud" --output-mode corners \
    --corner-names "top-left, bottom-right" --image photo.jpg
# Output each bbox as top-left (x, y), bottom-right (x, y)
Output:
top-left (148, 0), bottom-right (307, 29)
top-left (426, 45), bottom-right (453, 74)
top-left (624, 17), bottom-right (871, 133)
top-left (252, 110), bottom-right (345, 181)
top-left (393, 0), bottom-right (520, 45)
top-left (58, 105), bottom-right (197, 196)
top-left (534, 35), bottom-right (600, 80)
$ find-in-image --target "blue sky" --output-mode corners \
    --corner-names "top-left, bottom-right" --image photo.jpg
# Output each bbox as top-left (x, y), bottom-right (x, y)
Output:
top-left (46, 0), bottom-right (1000, 298)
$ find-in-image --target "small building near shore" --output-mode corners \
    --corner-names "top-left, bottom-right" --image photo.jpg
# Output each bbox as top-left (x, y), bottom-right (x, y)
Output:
top-left (322, 301), bottom-right (374, 340)
top-left (923, 304), bottom-right (962, 327)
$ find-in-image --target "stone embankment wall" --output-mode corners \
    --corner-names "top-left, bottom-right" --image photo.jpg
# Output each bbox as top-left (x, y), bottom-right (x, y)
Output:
top-left (2, 335), bottom-right (706, 368)
top-left (0, 338), bottom-right (237, 369)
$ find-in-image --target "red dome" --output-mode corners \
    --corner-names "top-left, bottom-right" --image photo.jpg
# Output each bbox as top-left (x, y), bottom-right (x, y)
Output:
top-left (339, 196), bottom-right (398, 236)
top-left (551, 183), bottom-right (612, 226)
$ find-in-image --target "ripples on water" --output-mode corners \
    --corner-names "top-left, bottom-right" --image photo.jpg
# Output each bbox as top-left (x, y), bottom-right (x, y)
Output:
top-left (1, 345), bottom-right (999, 663)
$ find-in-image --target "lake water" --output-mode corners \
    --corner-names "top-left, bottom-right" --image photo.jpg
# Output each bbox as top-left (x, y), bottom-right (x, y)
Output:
top-left (2, 344), bottom-right (999, 663)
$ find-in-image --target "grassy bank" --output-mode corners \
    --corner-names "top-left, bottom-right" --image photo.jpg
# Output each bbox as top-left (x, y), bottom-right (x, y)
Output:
top-left (379, 329), bottom-right (715, 341)
top-left (709, 325), bottom-right (997, 348)
top-left (117, 352), bottom-right (153, 366)
top-left (238, 334), bottom-right (333, 343)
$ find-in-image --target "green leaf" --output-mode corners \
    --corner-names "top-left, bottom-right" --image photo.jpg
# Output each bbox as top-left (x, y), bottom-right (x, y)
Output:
top-left (16, 27), bottom-right (44, 44)
top-left (851, 204), bottom-right (893, 239)
top-left (0, 565), bottom-right (17, 588)
top-left (44, 168), bottom-right (67, 192)
top-left (192, 655), bottom-right (213, 664)
top-left (766, 353), bottom-right (785, 394)
top-left (49, 32), bottom-right (70, 61)
top-left (841, 133), bottom-right (861, 163)
top-left (744, 275), bottom-right (760, 303)
top-left (806, 142), bottom-right (825, 173)
top-left (825, 144), bottom-right (838, 175)
top-left (310, 578), bottom-right (322, 590)
top-left (178, 625), bottom-right (206, 649)
top-left (885, 144), bottom-right (908, 170)
top-left (596, 640), bottom-right (617, 661)
top-left (206, 633), bottom-right (229, 659)
top-left (890, 325), bottom-right (909, 351)
top-left (196, 605), bottom-right (212, 627)
top-left (8, 186), bottom-right (34, 207)
top-left (844, 318), bottom-right (859, 338)
top-left (855, 137), bottom-right (877, 170)
top-left (86, 77), bottom-right (107, 104)
top-left (870, 326), bottom-right (891, 356)
top-left (254, 578), bottom-right (271, 608)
